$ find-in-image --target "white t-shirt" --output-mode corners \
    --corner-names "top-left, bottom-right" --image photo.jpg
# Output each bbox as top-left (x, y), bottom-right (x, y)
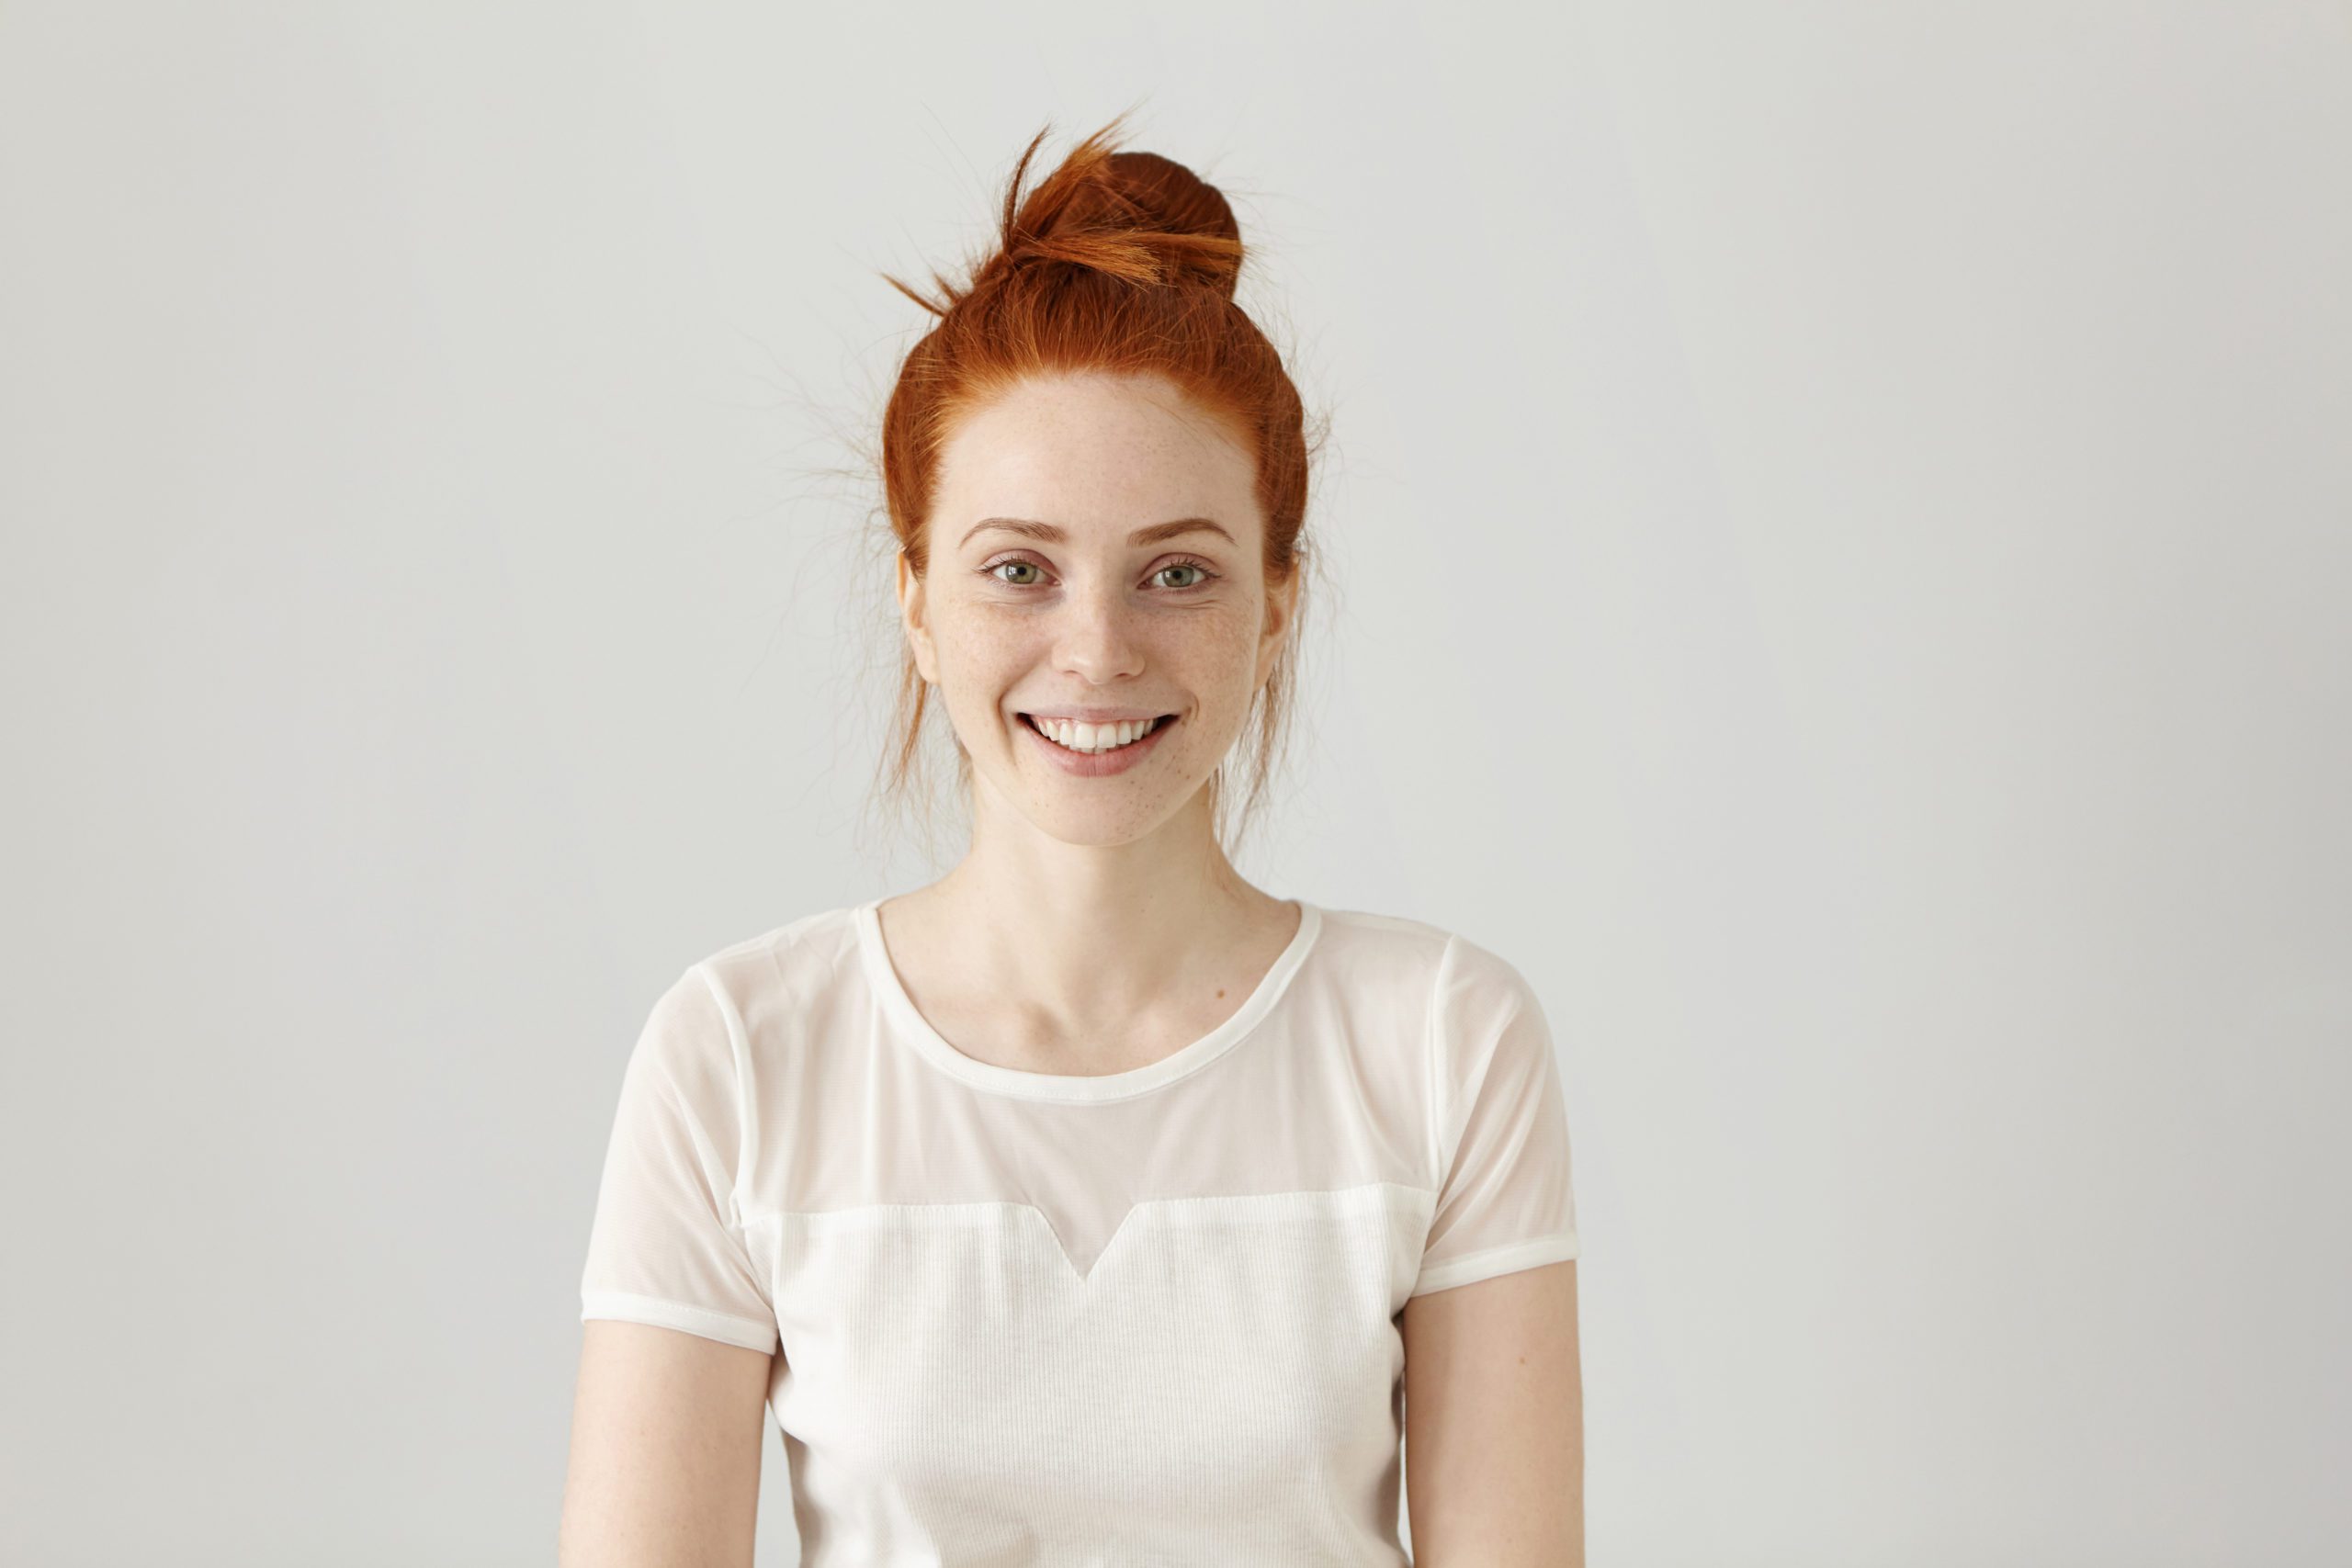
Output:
top-left (578, 897), bottom-right (1579, 1565)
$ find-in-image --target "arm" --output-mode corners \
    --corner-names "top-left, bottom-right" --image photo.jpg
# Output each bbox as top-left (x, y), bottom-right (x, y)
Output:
top-left (558, 1320), bottom-right (773, 1568)
top-left (1401, 1258), bottom-right (1583, 1567)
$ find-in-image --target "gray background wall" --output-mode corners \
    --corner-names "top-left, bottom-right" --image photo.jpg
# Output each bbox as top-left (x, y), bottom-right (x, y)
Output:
top-left (3, 3), bottom-right (2346, 1562)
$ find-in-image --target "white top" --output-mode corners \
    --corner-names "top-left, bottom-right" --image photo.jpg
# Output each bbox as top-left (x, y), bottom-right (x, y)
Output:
top-left (578, 897), bottom-right (1580, 1565)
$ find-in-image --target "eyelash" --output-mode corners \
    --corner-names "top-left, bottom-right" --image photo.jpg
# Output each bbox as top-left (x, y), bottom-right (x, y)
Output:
top-left (978, 553), bottom-right (1222, 592)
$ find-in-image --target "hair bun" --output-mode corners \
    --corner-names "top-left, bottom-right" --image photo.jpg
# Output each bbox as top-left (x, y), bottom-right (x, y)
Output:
top-left (983, 122), bottom-right (1246, 303)
top-left (1074, 150), bottom-right (1242, 296)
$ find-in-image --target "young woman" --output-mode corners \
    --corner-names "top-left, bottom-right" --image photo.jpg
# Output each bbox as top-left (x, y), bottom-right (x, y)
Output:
top-left (560, 118), bottom-right (1584, 1566)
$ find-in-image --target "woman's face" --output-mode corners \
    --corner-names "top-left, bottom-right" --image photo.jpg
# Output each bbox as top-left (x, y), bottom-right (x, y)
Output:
top-left (899, 369), bottom-right (1293, 847)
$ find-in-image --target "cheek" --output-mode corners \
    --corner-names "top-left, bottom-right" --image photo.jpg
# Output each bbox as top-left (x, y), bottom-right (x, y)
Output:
top-left (946, 642), bottom-right (1046, 739)
top-left (1186, 604), bottom-right (1269, 685)
top-left (932, 605), bottom-right (1032, 678)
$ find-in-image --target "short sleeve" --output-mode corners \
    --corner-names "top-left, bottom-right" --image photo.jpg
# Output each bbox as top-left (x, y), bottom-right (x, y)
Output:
top-left (578, 964), bottom-right (779, 1353)
top-left (1410, 935), bottom-right (1581, 1297)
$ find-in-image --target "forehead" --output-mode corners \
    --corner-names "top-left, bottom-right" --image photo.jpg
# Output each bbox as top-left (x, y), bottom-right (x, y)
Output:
top-left (933, 372), bottom-right (1257, 539)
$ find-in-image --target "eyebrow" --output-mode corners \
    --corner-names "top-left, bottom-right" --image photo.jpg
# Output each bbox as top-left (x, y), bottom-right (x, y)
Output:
top-left (957, 516), bottom-right (1237, 549)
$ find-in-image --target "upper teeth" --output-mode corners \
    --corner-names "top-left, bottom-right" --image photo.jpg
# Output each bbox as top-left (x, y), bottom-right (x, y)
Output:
top-left (1034, 716), bottom-right (1159, 752)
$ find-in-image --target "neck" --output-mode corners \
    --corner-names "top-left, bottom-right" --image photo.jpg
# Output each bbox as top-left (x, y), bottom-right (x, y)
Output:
top-left (918, 783), bottom-right (1277, 1026)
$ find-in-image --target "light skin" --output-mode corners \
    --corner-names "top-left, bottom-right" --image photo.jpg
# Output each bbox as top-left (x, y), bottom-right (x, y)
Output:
top-left (1402, 1258), bottom-right (1586, 1566)
top-left (884, 367), bottom-right (1303, 1071)
top-left (559, 367), bottom-right (1582, 1564)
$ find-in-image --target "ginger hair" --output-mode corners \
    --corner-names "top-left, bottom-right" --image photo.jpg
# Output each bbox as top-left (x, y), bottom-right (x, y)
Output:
top-left (865, 113), bottom-right (1327, 866)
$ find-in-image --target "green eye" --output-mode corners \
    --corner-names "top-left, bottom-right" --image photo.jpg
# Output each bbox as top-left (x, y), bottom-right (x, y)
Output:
top-left (978, 554), bottom-right (1219, 591)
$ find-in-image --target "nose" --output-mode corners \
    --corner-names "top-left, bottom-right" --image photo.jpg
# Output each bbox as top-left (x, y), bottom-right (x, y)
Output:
top-left (1051, 580), bottom-right (1148, 686)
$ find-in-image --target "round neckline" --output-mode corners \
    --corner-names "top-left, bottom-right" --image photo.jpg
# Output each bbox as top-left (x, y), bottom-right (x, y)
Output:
top-left (853, 896), bottom-right (1324, 1103)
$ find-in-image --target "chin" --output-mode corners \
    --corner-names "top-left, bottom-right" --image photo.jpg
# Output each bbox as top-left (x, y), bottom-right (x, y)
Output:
top-left (1019, 781), bottom-right (1200, 845)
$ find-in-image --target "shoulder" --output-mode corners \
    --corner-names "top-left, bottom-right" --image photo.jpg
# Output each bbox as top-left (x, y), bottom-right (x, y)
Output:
top-left (684, 902), bottom-right (865, 1014)
top-left (1309, 903), bottom-right (1538, 1010)
top-left (1311, 905), bottom-right (1552, 1112)
top-left (629, 903), bottom-right (868, 1081)
top-left (1306, 903), bottom-right (1449, 991)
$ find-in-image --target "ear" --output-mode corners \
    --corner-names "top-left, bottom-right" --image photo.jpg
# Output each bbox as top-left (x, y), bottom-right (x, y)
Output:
top-left (1255, 567), bottom-right (1299, 689)
top-left (898, 549), bottom-right (938, 685)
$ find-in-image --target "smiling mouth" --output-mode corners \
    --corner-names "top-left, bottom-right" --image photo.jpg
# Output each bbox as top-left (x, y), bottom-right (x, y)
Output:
top-left (1019, 713), bottom-right (1178, 753)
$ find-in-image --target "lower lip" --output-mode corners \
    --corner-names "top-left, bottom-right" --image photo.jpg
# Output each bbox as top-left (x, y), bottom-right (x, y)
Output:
top-left (1019, 714), bottom-right (1177, 776)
